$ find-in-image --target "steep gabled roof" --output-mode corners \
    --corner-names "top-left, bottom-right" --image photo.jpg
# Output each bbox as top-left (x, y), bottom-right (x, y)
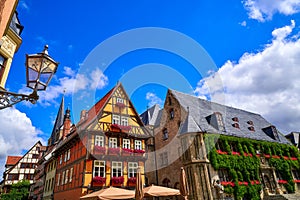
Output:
top-left (5, 156), bottom-right (22, 166)
top-left (170, 89), bottom-right (290, 144)
top-left (140, 104), bottom-right (161, 127)
top-left (49, 96), bottom-right (65, 145)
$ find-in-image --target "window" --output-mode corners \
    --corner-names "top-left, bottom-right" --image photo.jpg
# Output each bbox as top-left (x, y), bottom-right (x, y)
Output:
top-left (64, 151), bottom-right (67, 162)
top-left (59, 156), bottom-right (62, 165)
top-left (8, 174), bottom-right (19, 181)
top-left (70, 168), bottom-right (73, 182)
top-left (109, 137), bottom-right (118, 148)
top-left (116, 98), bottom-right (124, 103)
top-left (169, 109), bottom-right (174, 119)
top-left (112, 115), bottom-right (120, 125)
top-left (36, 147), bottom-right (40, 152)
top-left (128, 162), bottom-right (138, 178)
top-left (123, 139), bottom-right (130, 149)
top-left (293, 170), bottom-right (300, 180)
top-left (94, 161), bottom-right (105, 177)
top-left (61, 171), bottom-right (65, 185)
top-left (67, 149), bottom-right (71, 160)
top-left (160, 152), bottom-right (168, 167)
top-left (112, 162), bottom-right (122, 177)
top-left (65, 170), bottom-right (69, 184)
top-left (0, 55), bottom-right (6, 81)
top-left (95, 135), bottom-right (104, 146)
top-left (24, 174), bottom-right (33, 180)
top-left (32, 154), bottom-right (39, 159)
top-left (121, 116), bottom-right (128, 126)
top-left (163, 129), bottom-right (168, 140)
top-left (135, 140), bottom-right (142, 150)
top-left (218, 169), bottom-right (230, 182)
top-left (57, 173), bottom-right (60, 186)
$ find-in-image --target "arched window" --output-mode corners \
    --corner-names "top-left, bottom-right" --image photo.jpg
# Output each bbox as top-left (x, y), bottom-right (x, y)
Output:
top-left (162, 178), bottom-right (170, 187)
top-left (169, 109), bottom-right (174, 120)
top-left (163, 128), bottom-right (169, 140)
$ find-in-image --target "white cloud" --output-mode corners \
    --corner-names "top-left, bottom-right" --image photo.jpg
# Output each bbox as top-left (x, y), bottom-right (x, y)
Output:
top-left (0, 107), bottom-right (45, 178)
top-left (146, 92), bottom-right (163, 107)
top-left (18, 67), bottom-right (109, 106)
top-left (243, 0), bottom-right (300, 22)
top-left (195, 20), bottom-right (300, 134)
top-left (240, 21), bottom-right (247, 27)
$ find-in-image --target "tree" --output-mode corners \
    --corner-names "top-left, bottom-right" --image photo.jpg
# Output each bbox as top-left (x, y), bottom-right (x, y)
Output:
top-left (1, 180), bottom-right (30, 200)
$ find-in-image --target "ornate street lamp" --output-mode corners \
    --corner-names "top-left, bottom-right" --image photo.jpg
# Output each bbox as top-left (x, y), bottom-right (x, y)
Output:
top-left (0, 45), bottom-right (59, 109)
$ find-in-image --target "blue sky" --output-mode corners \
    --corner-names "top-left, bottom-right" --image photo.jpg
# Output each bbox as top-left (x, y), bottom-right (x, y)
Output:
top-left (1, 0), bottom-right (300, 177)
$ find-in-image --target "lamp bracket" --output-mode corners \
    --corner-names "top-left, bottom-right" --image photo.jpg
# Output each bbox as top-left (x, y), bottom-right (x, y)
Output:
top-left (0, 90), bottom-right (39, 110)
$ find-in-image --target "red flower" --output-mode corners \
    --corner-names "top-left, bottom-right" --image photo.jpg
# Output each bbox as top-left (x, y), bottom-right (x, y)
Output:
top-left (283, 156), bottom-right (289, 160)
top-left (278, 180), bottom-right (288, 184)
top-left (94, 146), bottom-right (106, 153)
top-left (93, 176), bottom-right (106, 184)
top-left (232, 151), bottom-right (240, 156)
top-left (134, 149), bottom-right (145, 154)
top-left (109, 147), bottom-right (120, 154)
top-left (216, 150), bottom-right (228, 155)
top-left (221, 181), bottom-right (235, 187)
top-left (128, 177), bottom-right (136, 184)
top-left (122, 148), bottom-right (133, 153)
top-left (290, 157), bottom-right (298, 161)
top-left (119, 125), bottom-right (131, 131)
top-left (294, 180), bottom-right (300, 183)
top-left (272, 155), bottom-right (280, 159)
top-left (264, 154), bottom-right (271, 158)
top-left (111, 176), bottom-right (124, 184)
top-left (255, 180), bottom-right (260, 184)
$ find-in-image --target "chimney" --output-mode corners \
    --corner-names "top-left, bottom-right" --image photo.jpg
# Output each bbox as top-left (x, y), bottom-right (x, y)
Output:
top-left (80, 110), bottom-right (87, 121)
top-left (62, 108), bottom-right (71, 139)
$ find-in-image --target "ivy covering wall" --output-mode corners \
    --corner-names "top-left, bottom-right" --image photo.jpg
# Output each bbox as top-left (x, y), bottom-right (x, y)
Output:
top-left (205, 134), bottom-right (300, 200)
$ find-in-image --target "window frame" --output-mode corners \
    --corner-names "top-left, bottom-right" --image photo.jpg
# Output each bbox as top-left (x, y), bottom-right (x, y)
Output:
top-left (135, 140), bottom-right (142, 150)
top-left (123, 138), bottom-right (130, 149)
top-left (128, 162), bottom-right (138, 178)
top-left (95, 135), bottom-right (104, 147)
top-left (111, 161), bottom-right (122, 177)
top-left (112, 115), bottom-right (120, 125)
top-left (93, 160), bottom-right (106, 177)
top-left (121, 116), bottom-right (128, 126)
top-left (109, 137), bottom-right (118, 148)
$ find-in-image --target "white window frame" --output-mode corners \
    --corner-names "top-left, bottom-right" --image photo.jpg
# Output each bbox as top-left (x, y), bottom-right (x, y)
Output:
top-left (61, 171), bottom-right (65, 185)
top-left (112, 161), bottom-right (122, 177)
top-left (65, 169), bottom-right (69, 184)
top-left (70, 168), bottom-right (73, 182)
top-left (67, 149), bottom-right (71, 161)
top-left (121, 116), bottom-right (128, 126)
top-left (95, 135), bottom-right (104, 147)
top-left (128, 162), bottom-right (138, 178)
top-left (112, 115), bottom-right (120, 125)
top-left (123, 139), bottom-right (130, 149)
top-left (64, 151), bottom-right (67, 162)
top-left (93, 160), bottom-right (106, 177)
top-left (57, 173), bottom-right (60, 186)
top-left (109, 137), bottom-right (118, 148)
top-left (59, 156), bottom-right (62, 165)
top-left (135, 140), bottom-right (142, 150)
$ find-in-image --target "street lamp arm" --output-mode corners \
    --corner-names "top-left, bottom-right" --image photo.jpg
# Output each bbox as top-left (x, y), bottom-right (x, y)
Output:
top-left (0, 90), bottom-right (39, 110)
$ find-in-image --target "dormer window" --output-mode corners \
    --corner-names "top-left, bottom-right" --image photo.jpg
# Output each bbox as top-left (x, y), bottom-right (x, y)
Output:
top-left (247, 120), bottom-right (254, 125)
top-left (232, 123), bottom-right (240, 129)
top-left (262, 125), bottom-right (280, 141)
top-left (232, 117), bottom-right (239, 122)
top-left (248, 126), bottom-right (255, 132)
top-left (206, 112), bottom-right (226, 132)
top-left (163, 128), bottom-right (169, 140)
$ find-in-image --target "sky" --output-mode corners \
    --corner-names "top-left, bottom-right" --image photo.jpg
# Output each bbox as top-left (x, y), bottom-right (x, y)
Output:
top-left (1, 0), bottom-right (300, 177)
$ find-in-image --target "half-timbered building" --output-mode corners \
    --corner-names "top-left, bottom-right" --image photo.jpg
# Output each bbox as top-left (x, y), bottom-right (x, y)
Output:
top-left (53, 82), bottom-right (150, 200)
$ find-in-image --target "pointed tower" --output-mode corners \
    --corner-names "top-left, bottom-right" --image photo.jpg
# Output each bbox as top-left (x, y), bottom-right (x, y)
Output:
top-left (48, 96), bottom-right (65, 145)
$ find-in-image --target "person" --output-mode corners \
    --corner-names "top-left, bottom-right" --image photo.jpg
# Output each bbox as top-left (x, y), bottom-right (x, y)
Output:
top-left (213, 179), bottom-right (224, 200)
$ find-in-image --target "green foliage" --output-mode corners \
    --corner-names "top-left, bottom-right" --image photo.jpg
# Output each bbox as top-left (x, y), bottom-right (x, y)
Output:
top-left (205, 134), bottom-right (300, 199)
top-left (0, 180), bottom-right (30, 200)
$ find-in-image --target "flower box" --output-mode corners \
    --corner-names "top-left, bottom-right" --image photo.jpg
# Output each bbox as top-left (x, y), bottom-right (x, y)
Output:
top-left (94, 146), bottom-right (106, 154)
top-left (108, 147), bottom-right (120, 155)
top-left (278, 180), bottom-right (288, 184)
top-left (294, 180), bottom-right (300, 183)
top-left (134, 149), bottom-right (145, 154)
top-left (110, 124), bottom-right (131, 132)
top-left (232, 151), bottom-right (240, 156)
top-left (244, 153), bottom-right (253, 157)
top-left (250, 180), bottom-right (260, 185)
top-left (238, 181), bottom-right (248, 186)
top-left (283, 156), bottom-right (289, 160)
top-left (290, 157), bottom-right (297, 161)
top-left (122, 148), bottom-right (133, 153)
top-left (111, 176), bottom-right (124, 184)
top-left (221, 181), bottom-right (235, 187)
top-left (116, 102), bottom-right (126, 109)
top-left (216, 150), bottom-right (228, 155)
top-left (272, 155), bottom-right (280, 159)
top-left (119, 125), bottom-right (131, 132)
top-left (127, 177), bottom-right (136, 184)
top-left (264, 154), bottom-right (271, 158)
top-left (93, 176), bottom-right (106, 184)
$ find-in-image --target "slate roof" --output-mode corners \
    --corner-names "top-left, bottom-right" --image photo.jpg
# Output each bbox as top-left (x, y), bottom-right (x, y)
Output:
top-left (170, 89), bottom-right (290, 144)
top-left (49, 96), bottom-right (65, 145)
top-left (285, 132), bottom-right (300, 147)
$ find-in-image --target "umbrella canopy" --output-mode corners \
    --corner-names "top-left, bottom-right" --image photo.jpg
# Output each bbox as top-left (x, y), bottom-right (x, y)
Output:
top-left (143, 185), bottom-right (180, 197)
top-left (80, 186), bottom-right (135, 200)
top-left (135, 167), bottom-right (144, 200)
top-left (180, 167), bottom-right (189, 200)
